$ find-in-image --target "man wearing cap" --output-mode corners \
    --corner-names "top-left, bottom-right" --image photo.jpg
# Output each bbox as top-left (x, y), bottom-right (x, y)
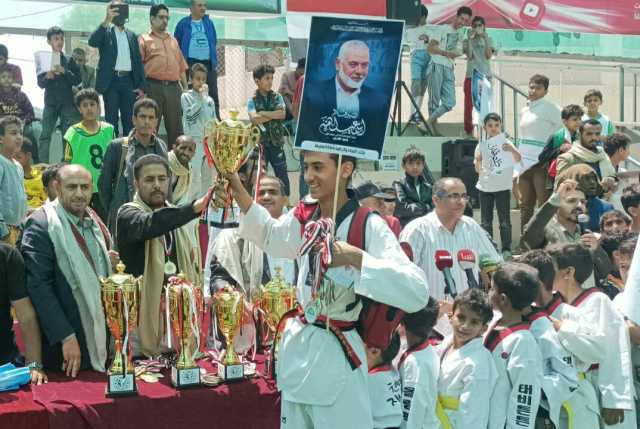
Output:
top-left (356, 181), bottom-right (402, 237)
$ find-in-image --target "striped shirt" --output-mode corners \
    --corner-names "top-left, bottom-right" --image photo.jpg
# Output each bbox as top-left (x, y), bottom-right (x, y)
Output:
top-left (400, 211), bottom-right (501, 300)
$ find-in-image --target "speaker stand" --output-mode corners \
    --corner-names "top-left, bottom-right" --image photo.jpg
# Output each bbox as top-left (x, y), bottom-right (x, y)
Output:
top-left (389, 52), bottom-right (431, 137)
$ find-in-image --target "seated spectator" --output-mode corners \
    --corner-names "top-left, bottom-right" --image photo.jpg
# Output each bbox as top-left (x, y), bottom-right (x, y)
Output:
top-left (555, 163), bottom-right (614, 232)
top-left (248, 64), bottom-right (289, 196)
top-left (71, 47), bottom-right (96, 92)
top-left (279, 57), bottom-right (305, 120)
top-left (0, 44), bottom-right (23, 87)
top-left (355, 181), bottom-right (401, 237)
top-left (0, 242), bottom-right (47, 385)
top-left (99, 98), bottom-right (168, 232)
top-left (168, 135), bottom-right (196, 205)
top-left (555, 119), bottom-right (616, 182)
top-left (0, 68), bottom-right (36, 154)
top-left (41, 162), bottom-right (65, 204)
top-left (537, 104), bottom-right (582, 184)
top-left (14, 138), bottom-right (47, 210)
top-left (380, 185), bottom-right (397, 218)
top-left (599, 231), bottom-right (638, 299)
top-left (621, 183), bottom-right (640, 233)
top-left (37, 26), bottom-right (81, 164)
top-left (393, 148), bottom-right (434, 227)
top-left (600, 209), bottom-right (632, 235)
top-left (0, 116), bottom-right (27, 246)
top-left (64, 88), bottom-right (114, 221)
top-left (474, 113), bottom-right (521, 258)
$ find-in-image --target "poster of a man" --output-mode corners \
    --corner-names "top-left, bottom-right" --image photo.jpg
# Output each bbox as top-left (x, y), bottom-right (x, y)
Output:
top-left (295, 17), bottom-right (404, 160)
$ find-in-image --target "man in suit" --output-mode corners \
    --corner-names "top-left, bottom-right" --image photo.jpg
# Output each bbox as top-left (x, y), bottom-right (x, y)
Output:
top-left (20, 165), bottom-right (117, 377)
top-left (297, 39), bottom-right (388, 156)
top-left (89, 1), bottom-right (145, 137)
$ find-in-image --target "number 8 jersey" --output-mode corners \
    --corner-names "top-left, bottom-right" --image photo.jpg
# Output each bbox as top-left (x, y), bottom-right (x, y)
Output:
top-left (64, 121), bottom-right (115, 193)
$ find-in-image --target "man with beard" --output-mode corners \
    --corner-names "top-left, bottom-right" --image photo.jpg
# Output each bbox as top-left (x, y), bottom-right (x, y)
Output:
top-left (297, 40), bottom-right (387, 155)
top-left (116, 154), bottom-right (211, 357)
top-left (21, 164), bottom-right (117, 376)
top-left (168, 135), bottom-right (195, 205)
top-left (556, 119), bottom-right (616, 181)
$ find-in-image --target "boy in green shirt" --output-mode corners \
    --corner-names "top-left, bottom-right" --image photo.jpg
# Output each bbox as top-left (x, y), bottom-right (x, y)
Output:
top-left (538, 104), bottom-right (583, 185)
top-left (64, 88), bottom-right (114, 220)
top-left (582, 89), bottom-right (615, 138)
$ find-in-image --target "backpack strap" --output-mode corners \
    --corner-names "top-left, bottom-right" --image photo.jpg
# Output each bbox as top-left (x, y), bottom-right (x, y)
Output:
top-left (347, 206), bottom-right (373, 250)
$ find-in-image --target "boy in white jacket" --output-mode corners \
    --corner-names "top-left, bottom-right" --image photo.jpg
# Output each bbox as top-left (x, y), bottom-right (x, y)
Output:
top-left (437, 288), bottom-right (498, 429)
top-left (398, 297), bottom-right (440, 429)
top-left (485, 262), bottom-right (543, 429)
top-left (548, 243), bottom-right (636, 429)
top-left (366, 331), bottom-right (402, 429)
top-left (181, 63), bottom-right (215, 199)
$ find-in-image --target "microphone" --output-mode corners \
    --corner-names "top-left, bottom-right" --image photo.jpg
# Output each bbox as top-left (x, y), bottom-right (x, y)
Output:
top-left (435, 250), bottom-right (458, 298)
top-left (457, 249), bottom-right (480, 289)
top-left (578, 213), bottom-right (591, 234)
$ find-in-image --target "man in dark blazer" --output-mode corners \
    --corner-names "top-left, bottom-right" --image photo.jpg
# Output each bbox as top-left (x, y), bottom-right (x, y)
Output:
top-left (20, 165), bottom-right (115, 377)
top-left (89, 1), bottom-right (145, 137)
top-left (296, 40), bottom-right (389, 156)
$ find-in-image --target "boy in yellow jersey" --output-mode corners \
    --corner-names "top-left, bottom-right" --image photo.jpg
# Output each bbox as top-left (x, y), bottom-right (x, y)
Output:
top-left (14, 138), bottom-right (47, 210)
top-left (64, 88), bottom-right (114, 220)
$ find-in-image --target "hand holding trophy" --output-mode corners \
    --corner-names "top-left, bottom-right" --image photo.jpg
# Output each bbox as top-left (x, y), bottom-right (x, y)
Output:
top-left (100, 262), bottom-right (141, 397)
top-left (212, 284), bottom-right (245, 381)
top-left (166, 273), bottom-right (204, 389)
top-left (203, 109), bottom-right (260, 221)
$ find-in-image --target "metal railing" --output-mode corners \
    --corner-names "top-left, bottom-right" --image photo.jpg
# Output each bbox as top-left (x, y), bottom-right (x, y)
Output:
top-left (492, 74), bottom-right (528, 142)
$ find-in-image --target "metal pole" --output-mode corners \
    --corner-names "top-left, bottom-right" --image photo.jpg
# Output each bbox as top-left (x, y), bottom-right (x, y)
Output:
top-left (513, 90), bottom-right (518, 143)
top-left (500, 81), bottom-right (506, 131)
top-left (634, 72), bottom-right (638, 123)
top-left (619, 66), bottom-right (625, 122)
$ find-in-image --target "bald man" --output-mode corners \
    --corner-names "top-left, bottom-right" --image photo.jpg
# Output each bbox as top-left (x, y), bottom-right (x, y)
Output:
top-left (21, 164), bottom-right (117, 377)
top-left (296, 39), bottom-right (388, 155)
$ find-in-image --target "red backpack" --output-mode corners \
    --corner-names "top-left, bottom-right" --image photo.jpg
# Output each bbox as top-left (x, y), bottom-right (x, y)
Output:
top-left (294, 201), bottom-right (408, 350)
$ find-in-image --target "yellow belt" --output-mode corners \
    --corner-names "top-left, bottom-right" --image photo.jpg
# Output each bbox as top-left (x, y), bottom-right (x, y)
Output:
top-left (436, 394), bottom-right (460, 429)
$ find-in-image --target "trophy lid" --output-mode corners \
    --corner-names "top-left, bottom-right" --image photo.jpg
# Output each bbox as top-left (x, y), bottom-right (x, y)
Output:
top-left (167, 271), bottom-right (192, 289)
top-left (219, 108), bottom-right (245, 128)
top-left (101, 262), bottom-right (137, 287)
top-left (262, 267), bottom-right (292, 293)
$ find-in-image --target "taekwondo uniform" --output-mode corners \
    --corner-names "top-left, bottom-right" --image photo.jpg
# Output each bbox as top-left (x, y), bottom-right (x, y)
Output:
top-left (543, 293), bottom-right (601, 429)
top-left (368, 365), bottom-right (402, 429)
top-left (239, 199), bottom-right (429, 429)
top-left (556, 288), bottom-right (636, 429)
top-left (524, 309), bottom-right (578, 428)
top-left (484, 321), bottom-right (543, 429)
top-left (397, 338), bottom-right (440, 429)
top-left (436, 336), bottom-right (498, 429)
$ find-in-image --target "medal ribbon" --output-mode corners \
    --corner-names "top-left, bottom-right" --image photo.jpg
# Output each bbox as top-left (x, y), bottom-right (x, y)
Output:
top-left (121, 288), bottom-right (130, 376)
top-left (299, 218), bottom-right (334, 299)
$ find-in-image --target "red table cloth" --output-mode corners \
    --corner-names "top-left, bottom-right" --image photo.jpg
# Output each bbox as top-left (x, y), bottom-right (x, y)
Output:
top-left (0, 356), bottom-right (280, 429)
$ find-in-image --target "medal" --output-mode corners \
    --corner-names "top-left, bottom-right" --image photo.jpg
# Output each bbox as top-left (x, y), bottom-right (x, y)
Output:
top-left (164, 261), bottom-right (177, 275)
top-left (305, 303), bottom-right (318, 324)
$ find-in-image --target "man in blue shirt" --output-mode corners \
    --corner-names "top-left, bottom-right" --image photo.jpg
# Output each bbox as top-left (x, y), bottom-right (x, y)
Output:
top-left (174, 0), bottom-right (220, 120)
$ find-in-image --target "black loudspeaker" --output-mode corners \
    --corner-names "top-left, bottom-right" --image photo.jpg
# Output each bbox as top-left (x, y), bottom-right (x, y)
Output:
top-left (441, 139), bottom-right (479, 209)
top-left (386, 0), bottom-right (422, 26)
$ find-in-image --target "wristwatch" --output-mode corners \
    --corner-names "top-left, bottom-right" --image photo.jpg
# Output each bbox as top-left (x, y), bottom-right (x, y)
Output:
top-left (27, 361), bottom-right (44, 371)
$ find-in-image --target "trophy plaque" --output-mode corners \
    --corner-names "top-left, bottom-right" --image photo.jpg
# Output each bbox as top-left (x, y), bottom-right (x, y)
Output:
top-left (100, 262), bottom-right (141, 397)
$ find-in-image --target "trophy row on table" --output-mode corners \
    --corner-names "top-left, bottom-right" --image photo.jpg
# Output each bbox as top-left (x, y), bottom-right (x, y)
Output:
top-left (97, 111), bottom-right (297, 397)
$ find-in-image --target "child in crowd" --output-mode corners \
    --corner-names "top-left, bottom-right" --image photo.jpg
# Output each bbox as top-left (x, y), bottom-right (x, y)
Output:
top-left (485, 262), bottom-right (542, 429)
top-left (519, 250), bottom-right (579, 428)
top-left (37, 26), bottom-right (81, 164)
top-left (248, 64), bottom-right (289, 196)
top-left (393, 148), bottom-right (434, 227)
top-left (0, 116), bottom-right (27, 246)
top-left (405, 5), bottom-right (431, 124)
top-left (538, 104), bottom-right (583, 182)
top-left (181, 63), bottom-right (215, 199)
top-left (13, 138), bottom-right (47, 210)
top-left (583, 89), bottom-right (615, 137)
top-left (366, 332), bottom-right (402, 429)
top-left (398, 297), bottom-right (440, 429)
top-left (474, 113), bottom-right (521, 259)
top-left (41, 162), bottom-right (65, 204)
top-left (599, 231), bottom-right (638, 299)
top-left (64, 88), bottom-right (114, 221)
top-left (0, 69), bottom-right (35, 149)
top-left (437, 289), bottom-right (498, 428)
top-left (548, 243), bottom-right (636, 428)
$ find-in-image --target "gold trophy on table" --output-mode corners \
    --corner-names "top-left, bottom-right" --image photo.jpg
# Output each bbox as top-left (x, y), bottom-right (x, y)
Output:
top-left (167, 273), bottom-right (204, 389)
top-left (255, 267), bottom-right (297, 377)
top-left (212, 284), bottom-right (245, 381)
top-left (203, 109), bottom-right (260, 222)
top-left (100, 262), bottom-right (141, 397)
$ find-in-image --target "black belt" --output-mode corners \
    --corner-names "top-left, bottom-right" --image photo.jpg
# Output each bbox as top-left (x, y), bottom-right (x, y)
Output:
top-left (147, 78), bottom-right (179, 86)
top-left (114, 70), bottom-right (130, 77)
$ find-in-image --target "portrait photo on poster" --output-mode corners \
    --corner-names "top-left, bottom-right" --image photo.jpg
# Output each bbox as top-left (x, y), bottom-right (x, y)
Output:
top-left (294, 16), bottom-right (404, 161)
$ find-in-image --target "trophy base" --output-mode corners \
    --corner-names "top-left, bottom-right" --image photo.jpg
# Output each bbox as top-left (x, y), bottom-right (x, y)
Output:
top-left (217, 362), bottom-right (244, 381)
top-left (106, 373), bottom-right (137, 398)
top-left (171, 366), bottom-right (201, 389)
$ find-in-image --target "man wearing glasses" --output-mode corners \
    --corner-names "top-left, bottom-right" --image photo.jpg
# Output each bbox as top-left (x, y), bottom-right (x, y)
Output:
top-left (400, 177), bottom-right (501, 300)
top-left (139, 4), bottom-right (188, 150)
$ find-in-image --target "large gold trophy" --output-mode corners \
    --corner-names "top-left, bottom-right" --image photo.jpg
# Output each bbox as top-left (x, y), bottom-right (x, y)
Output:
top-left (100, 262), bottom-right (141, 397)
top-left (255, 268), bottom-right (297, 377)
top-left (204, 109), bottom-right (260, 222)
top-left (212, 284), bottom-right (245, 381)
top-left (167, 273), bottom-right (204, 389)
